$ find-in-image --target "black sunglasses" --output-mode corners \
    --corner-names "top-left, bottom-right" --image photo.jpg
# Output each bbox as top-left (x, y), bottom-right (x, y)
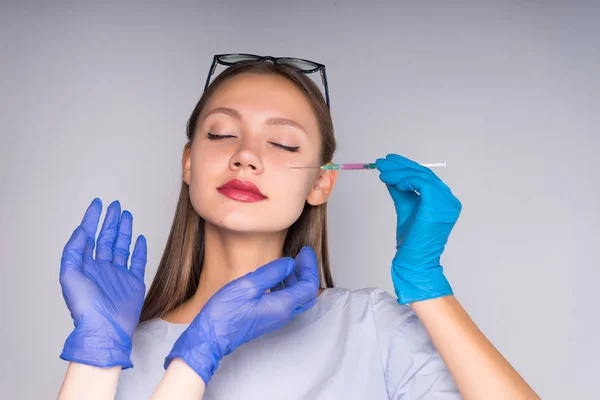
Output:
top-left (203, 53), bottom-right (331, 109)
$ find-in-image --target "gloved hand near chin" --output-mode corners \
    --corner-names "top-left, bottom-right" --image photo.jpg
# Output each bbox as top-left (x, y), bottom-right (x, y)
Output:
top-left (59, 198), bottom-right (147, 369)
top-left (376, 154), bottom-right (462, 305)
top-left (164, 246), bottom-right (320, 385)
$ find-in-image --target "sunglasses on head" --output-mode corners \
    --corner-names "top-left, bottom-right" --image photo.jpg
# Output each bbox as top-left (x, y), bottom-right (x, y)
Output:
top-left (204, 53), bottom-right (331, 109)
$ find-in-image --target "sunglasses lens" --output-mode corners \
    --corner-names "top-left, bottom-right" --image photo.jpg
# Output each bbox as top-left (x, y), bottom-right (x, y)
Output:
top-left (218, 54), bottom-right (261, 63)
top-left (277, 58), bottom-right (319, 71)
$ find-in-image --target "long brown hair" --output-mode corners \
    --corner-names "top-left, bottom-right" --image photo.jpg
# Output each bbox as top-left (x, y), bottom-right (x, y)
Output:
top-left (140, 61), bottom-right (337, 323)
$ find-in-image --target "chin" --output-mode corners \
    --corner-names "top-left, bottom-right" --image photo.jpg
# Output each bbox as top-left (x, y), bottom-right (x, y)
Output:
top-left (202, 209), bottom-right (302, 234)
top-left (199, 209), bottom-right (269, 232)
top-left (192, 194), bottom-right (305, 234)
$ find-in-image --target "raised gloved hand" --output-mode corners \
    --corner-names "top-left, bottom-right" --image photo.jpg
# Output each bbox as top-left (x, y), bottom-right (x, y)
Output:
top-left (165, 246), bottom-right (320, 385)
top-left (376, 154), bottom-right (462, 304)
top-left (59, 198), bottom-right (147, 368)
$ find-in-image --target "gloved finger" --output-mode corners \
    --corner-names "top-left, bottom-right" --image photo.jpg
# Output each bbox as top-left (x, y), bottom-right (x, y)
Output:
top-left (265, 247), bottom-right (319, 312)
top-left (292, 296), bottom-right (318, 317)
top-left (270, 281), bottom-right (286, 292)
top-left (269, 270), bottom-right (297, 292)
top-left (383, 153), bottom-right (440, 175)
top-left (283, 251), bottom-right (303, 286)
top-left (265, 279), bottom-right (319, 318)
top-left (383, 182), bottom-right (420, 210)
top-left (375, 157), bottom-right (397, 172)
top-left (378, 158), bottom-right (433, 193)
top-left (60, 226), bottom-right (88, 275)
top-left (376, 155), bottom-right (423, 173)
top-left (380, 166), bottom-right (458, 219)
top-left (378, 156), bottom-right (452, 194)
top-left (95, 200), bottom-right (121, 263)
top-left (270, 248), bottom-right (305, 292)
top-left (380, 171), bottom-right (460, 213)
top-left (295, 246), bottom-right (320, 289)
top-left (380, 172), bottom-right (436, 199)
top-left (129, 235), bottom-right (147, 282)
top-left (379, 163), bottom-right (452, 193)
top-left (113, 210), bottom-right (133, 270)
top-left (288, 249), bottom-right (320, 315)
top-left (83, 234), bottom-right (95, 261)
top-left (386, 153), bottom-right (428, 169)
top-left (379, 168), bottom-right (431, 191)
top-left (243, 257), bottom-right (295, 298)
top-left (79, 198), bottom-right (102, 255)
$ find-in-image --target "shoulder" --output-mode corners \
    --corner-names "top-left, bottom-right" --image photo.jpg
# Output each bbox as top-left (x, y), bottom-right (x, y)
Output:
top-left (324, 287), bottom-right (420, 328)
top-left (337, 291), bottom-right (460, 397)
top-left (331, 287), bottom-right (432, 349)
top-left (326, 286), bottom-right (395, 302)
top-left (328, 286), bottom-right (414, 321)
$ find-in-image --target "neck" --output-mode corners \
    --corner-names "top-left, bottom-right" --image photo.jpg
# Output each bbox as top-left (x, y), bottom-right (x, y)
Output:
top-left (198, 221), bottom-right (289, 301)
top-left (164, 221), bottom-right (288, 324)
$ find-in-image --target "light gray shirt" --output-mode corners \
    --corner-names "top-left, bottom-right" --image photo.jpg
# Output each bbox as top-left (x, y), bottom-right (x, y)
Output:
top-left (116, 287), bottom-right (461, 399)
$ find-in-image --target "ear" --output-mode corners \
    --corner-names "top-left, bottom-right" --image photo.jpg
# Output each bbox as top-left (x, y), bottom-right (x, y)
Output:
top-left (182, 143), bottom-right (192, 185)
top-left (306, 169), bottom-right (338, 206)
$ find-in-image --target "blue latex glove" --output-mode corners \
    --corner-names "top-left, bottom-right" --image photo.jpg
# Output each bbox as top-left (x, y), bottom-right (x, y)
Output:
top-left (165, 246), bottom-right (320, 385)
top-left (59, 198), bottom-right (147, 368)
top-left (376, 154), bottom-right (462, 304)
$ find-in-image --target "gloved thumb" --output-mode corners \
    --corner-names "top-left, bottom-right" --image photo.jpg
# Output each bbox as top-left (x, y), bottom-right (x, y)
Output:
top-left (245, 257), bottom-right (295, 298)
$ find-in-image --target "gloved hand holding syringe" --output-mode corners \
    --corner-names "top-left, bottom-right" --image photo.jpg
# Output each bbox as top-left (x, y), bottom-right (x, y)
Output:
top-left (293, 154), bottom-right (457, 305)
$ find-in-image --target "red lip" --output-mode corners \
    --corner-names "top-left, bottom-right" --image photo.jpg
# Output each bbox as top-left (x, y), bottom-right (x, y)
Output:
top-left (217, 179), bottom-right (267, 202)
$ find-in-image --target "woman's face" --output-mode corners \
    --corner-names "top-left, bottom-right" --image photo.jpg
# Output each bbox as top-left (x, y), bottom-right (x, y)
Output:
top-left (183, 72), bottom-right (334, 233)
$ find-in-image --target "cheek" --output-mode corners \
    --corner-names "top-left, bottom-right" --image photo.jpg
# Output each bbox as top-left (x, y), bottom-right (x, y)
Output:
top-left (191, 143), bottom-right (227, 180)
top-left (188, 146), bottom-right (223, 208)
top-left (273, 169), bottom-right (317, 211)
top-left (277, 175), bottom-right (317, 228)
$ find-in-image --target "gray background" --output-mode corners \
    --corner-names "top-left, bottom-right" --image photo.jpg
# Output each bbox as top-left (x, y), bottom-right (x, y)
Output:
top-left (1, 1), bottom-right (598, 399)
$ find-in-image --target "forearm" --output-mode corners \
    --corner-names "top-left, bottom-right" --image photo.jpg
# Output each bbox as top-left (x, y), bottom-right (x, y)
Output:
top-left (411, 295), bottom-right (539, 400)
top-left (57, 362), bottom-right (121, 400)
top-left (150, 359), bottom-right (206, 399)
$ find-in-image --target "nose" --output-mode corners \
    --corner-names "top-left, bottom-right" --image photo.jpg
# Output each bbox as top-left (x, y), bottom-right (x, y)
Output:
top-left (229, 140), bottom-right (263, 174)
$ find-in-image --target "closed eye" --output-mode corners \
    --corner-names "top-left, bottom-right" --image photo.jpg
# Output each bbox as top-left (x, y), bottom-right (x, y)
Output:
top-left (207, 132), bottom-right (236, 140)
top-left (270, 142), bottom-right (300, 152)
top-left (208, 133), bottom-right (299, 152)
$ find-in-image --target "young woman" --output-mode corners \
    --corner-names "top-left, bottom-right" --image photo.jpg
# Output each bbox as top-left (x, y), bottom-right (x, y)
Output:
top-left (57, 55), bottom-right (539, 399)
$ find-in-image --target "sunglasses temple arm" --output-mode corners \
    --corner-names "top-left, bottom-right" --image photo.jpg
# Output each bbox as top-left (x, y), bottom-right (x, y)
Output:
top-left (204, 57), bottom-right (218, 91)
top-left (320, 69), bottom-right (331, 108)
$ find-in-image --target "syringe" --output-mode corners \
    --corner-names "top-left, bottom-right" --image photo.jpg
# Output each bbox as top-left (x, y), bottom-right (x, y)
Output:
top-left (289, 161), bottom-right (446, 170)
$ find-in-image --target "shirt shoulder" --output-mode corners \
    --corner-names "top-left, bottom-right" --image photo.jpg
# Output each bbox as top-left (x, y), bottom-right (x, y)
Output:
top-left (348, 288), bottom-right (461, 399)
top-left (328, 286), bottom-right (417, 327)
top-left (318, 286), bottom-right (431, 351)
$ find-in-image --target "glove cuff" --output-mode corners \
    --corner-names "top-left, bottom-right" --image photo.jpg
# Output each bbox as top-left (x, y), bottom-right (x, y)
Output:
top-left (165, 336), bottom-right (219, 386)
top-left (392, 263), bottom-right (453, 305)
top-left (60, 322), bottom-right (133, 369)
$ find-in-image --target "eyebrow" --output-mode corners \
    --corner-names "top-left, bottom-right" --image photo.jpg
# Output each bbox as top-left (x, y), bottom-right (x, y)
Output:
top-left (203, 107), bottom-right (307, 134)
